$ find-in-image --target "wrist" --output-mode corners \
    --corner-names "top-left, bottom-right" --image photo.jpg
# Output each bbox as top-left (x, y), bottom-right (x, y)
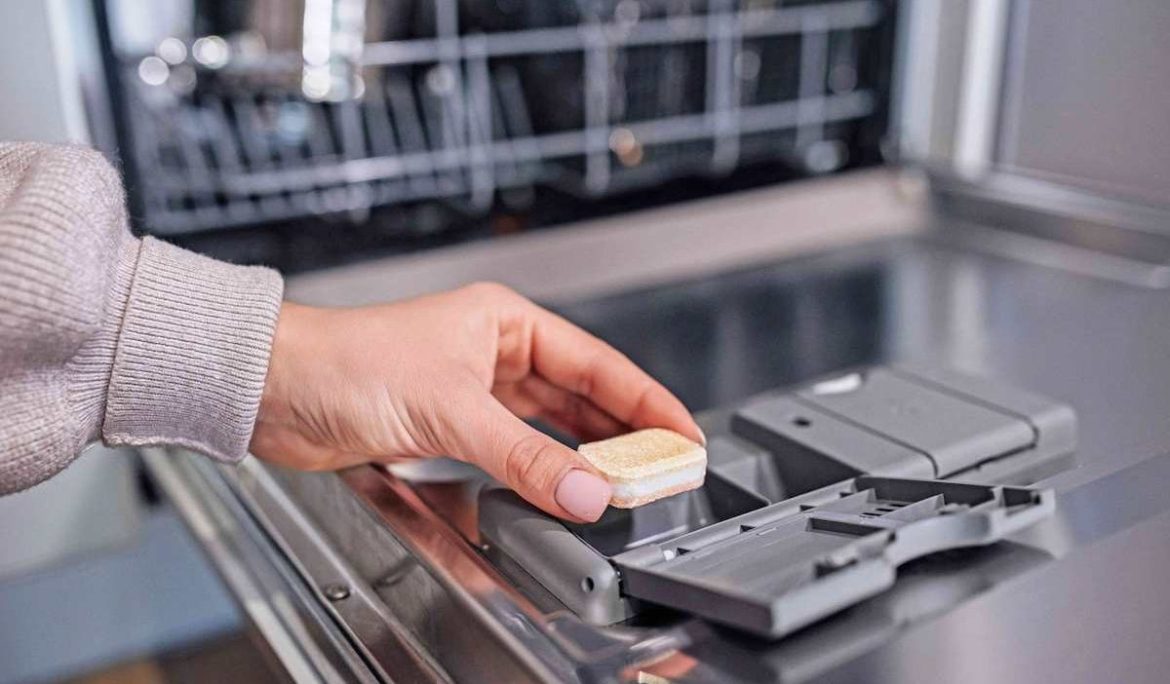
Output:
top-left (255, 301), bottom-right (308, 436)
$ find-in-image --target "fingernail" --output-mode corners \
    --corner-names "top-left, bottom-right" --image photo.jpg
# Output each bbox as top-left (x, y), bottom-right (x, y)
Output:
top-left (697, 426), bottom-right (707, 446)
top-left (555, 470), bottom-right (612, 521)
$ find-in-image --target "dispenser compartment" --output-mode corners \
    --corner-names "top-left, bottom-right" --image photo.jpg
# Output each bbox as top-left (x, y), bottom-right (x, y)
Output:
top-left (613, 477), bottom-right (1056, 638)
top-left (477, 364), bottom-right (1075, 636)
top-left (567, 472), bottom-right (770, 557)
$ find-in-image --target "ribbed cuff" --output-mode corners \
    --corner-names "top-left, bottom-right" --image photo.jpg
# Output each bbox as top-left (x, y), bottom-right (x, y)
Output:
top-left (102, 237), bottom-right (283, 462)
top-left (68, 231), bottom-right (139, 442)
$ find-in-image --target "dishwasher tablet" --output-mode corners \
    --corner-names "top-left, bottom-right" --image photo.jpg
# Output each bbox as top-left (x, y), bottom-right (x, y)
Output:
top-left (578, 428), bottom-right (707, 508)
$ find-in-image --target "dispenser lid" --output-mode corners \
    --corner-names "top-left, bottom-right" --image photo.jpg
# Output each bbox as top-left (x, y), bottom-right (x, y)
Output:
top-left (612, 476), bottom-right (1054, 639)
top-left (795, 368), bottom-right (1036, 478)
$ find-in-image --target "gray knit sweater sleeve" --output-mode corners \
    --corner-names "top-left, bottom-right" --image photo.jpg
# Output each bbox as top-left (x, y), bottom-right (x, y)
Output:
top-left (0, 142), bottom-right (283, 494)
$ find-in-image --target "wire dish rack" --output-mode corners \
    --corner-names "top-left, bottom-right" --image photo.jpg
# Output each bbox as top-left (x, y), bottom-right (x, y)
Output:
top-left (112, 0), bottom-right (891, 235)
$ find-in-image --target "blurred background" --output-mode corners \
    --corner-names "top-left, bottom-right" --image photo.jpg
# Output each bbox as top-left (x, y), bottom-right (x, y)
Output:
top-left (88, 0), bottom-right (895, 271)
top-left (5, 0), bottom-right (1169, 681)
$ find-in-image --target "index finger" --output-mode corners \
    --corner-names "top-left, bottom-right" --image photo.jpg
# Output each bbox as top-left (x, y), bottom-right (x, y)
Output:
top-left (526, 305), bottom-right (704, 444)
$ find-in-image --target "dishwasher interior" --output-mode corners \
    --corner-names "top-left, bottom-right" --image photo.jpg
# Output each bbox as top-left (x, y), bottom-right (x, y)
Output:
top-left (91, 0), bottom-right (896, 271)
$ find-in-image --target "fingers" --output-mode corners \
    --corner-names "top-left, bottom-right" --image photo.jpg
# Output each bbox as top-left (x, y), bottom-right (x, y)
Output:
top-left (525, 306), bottom-right (704, 445)
top-left (445, 389), bottom-right (612, 522)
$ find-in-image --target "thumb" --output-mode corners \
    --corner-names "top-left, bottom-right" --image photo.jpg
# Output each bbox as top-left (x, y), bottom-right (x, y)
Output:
top-left (446, 392), bottom-right (612, 522)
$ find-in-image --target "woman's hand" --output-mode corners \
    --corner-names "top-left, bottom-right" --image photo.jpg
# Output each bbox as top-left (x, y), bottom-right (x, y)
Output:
top-left (250, 282), bottom-right (703, 522)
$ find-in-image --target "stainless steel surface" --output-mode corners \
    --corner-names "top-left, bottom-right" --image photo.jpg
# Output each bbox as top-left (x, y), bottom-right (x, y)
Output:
top-left (997, 0), bottom-right (1170, 209)
top-left (136, 119), bottom-right (1170, 681)
top-left (285, 167), bottom-right (924, 306)
top-left (951, 0), bottom-right (1006, 177)
top-left (909, 0), bottom-right (1170, 282)
top-left (892, 0), bottom-right (972, 166)
top-left (418, 234), bottom-right (1170, 681)
top-left (141, 449), bottom-right (379, 684)
top-left (927, 171), bottom-right (1170, 288)
top-left (164, 213), bottom-right (1170, 682)
top-left (230, 456), bottom-right (452, 682)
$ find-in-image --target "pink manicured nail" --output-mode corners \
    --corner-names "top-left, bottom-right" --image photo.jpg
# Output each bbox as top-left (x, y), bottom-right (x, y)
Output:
top-left (555, 470), bottom-right (612, 521)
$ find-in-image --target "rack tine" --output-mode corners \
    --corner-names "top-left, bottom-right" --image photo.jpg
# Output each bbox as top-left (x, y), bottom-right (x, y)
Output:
top-left (489, 65), bottom-right (524, 186)
top-left (200, 99), bottom-right (255, 224)
top-left (464, 35), bottom-right (494, 211)
top-left (362, 77), bottom-right (404, 204)
top-left (174, 105), bottom-right (225, 224)
top-left (124, 84), bottom-right (170, 225)
top-left (334, 100), bottom-right (374, 220)
top-left (387, 71), bottom-right (439, 196)
top-left (268, 95), bottom-right (314, 215)
top-left (796, 11), bottom-right (830, 152)
top-left (420, 69), bottom-right (463, 195)
top-left (232, 94), bottom-right (294, 217)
